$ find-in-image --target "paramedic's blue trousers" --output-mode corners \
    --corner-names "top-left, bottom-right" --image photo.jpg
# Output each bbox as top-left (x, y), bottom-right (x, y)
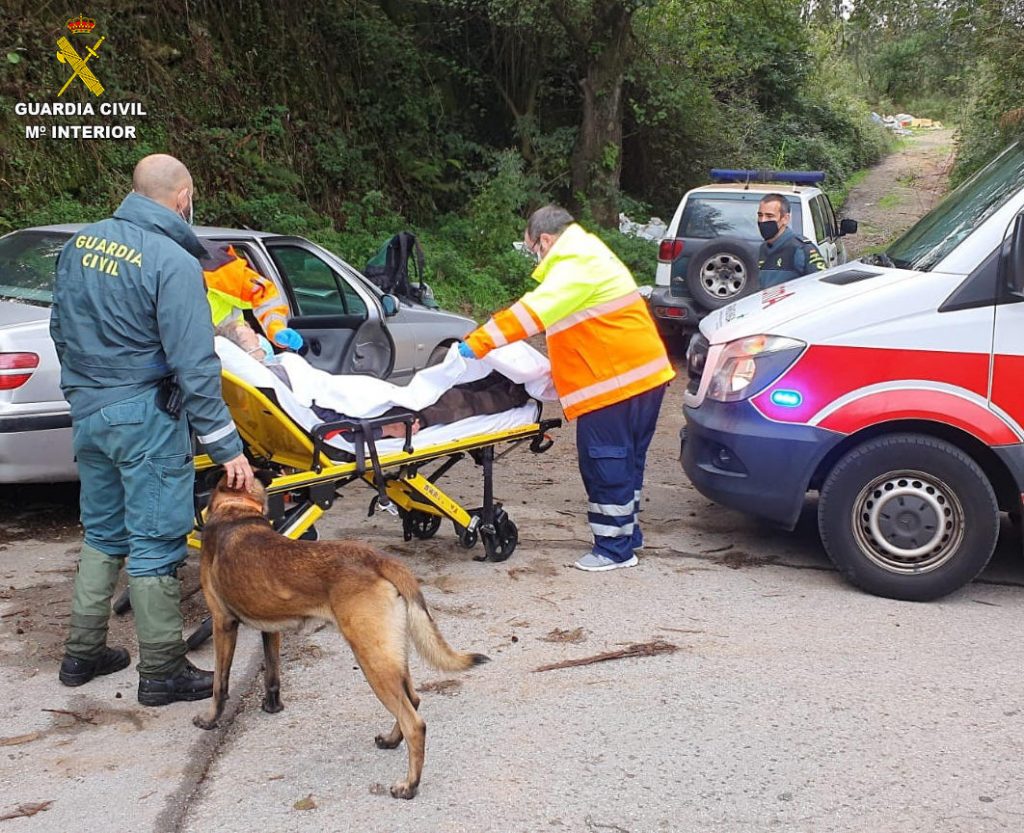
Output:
top-left (576, 384), bottom-right (667, 563)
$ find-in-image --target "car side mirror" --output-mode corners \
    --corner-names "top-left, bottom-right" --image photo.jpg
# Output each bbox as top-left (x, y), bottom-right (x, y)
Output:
top-left (839, 218), bottom-right (858, 236)
top-left (1001, 213), bottom-right (1024, 297)
top-left (381, 293), bottom-right (400, 316)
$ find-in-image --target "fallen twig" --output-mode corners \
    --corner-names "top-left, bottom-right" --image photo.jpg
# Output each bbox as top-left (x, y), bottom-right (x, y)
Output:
top-left (41, 708), bottom-right (96, 725)
top-left (0, 731), bottom-right (42, 747)
top-left (533, 640), bottom-right (678, 672)
top-left (0, 608), bottom-right (29, 619)
top-left (0, 801), bottom-right (53, 821)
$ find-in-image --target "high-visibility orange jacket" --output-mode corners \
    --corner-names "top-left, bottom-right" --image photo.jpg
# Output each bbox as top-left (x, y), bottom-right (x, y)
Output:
top-left (200, 242), bottom-right (289, 343)
top-left (465, 223), bottom-right (674, 420)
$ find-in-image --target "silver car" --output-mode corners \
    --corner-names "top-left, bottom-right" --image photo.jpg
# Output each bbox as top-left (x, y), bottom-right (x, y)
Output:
top-left (0, 224), bottom-right (475, 483)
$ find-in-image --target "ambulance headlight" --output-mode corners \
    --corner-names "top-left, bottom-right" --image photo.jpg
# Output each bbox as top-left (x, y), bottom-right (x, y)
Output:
top-left (706, 335), bottom-right (805, 402)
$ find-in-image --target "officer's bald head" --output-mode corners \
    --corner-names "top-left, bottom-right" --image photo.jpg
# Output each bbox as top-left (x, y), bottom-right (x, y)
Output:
top-left (132, 154), bottom-right (193, 215)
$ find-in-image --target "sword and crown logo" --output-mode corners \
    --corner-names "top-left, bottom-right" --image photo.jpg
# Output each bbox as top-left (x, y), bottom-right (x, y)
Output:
top-left (56, 15), bottom-right (105, 97)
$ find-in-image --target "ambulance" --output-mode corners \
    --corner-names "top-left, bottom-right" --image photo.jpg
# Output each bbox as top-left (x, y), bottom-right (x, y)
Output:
top-left (681, 142), bottom-right (1024, 601)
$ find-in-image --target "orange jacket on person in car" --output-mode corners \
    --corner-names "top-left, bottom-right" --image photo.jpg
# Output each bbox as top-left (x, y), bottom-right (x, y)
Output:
top-left (200, 242), bottom-right (289, 344)
top-left (464, 223), bottom-right (674, 420)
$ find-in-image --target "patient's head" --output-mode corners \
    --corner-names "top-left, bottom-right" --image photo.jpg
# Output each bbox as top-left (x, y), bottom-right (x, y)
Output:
top-left (221, 320), bottom-right (270, 362)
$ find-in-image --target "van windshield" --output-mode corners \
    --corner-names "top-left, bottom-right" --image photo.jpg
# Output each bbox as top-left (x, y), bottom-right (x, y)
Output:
top-left (886, 143), bottom-right (1024, 271)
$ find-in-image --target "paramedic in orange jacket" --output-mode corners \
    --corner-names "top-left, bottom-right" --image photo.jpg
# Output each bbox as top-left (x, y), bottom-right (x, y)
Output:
top-left (199, 241), bottom-right (304, 351)
top-left (460, 205), bottom-right (675, 571)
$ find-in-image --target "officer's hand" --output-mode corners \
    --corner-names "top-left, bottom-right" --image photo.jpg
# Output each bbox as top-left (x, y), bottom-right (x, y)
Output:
top-left (273, 328), bottom-right (304, 351)
top-left (222, 454), bottom-right (254, 493)
top-left (457, 341), bottom-right (478, 359)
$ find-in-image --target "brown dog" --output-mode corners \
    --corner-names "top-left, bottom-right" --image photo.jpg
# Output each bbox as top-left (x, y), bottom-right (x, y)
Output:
top-left (193, 475), bottom-right (489, 799)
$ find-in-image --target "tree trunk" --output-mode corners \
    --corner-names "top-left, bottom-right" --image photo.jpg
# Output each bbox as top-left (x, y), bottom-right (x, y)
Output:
top-left (564, 2), bottom-right (633, 228)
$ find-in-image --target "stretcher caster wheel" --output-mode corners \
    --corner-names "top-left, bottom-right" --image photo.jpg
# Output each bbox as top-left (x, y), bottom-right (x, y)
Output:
top-left (403, 510), bottom-right (442, 541)
top-left (113, 588), bottom-right (132, 616)
top-left (186, 617), bottom-right (213, 651)
top-left (456, 523), bottom-right (478, 549)
top-left (482, 517), bottom-right (518, 562)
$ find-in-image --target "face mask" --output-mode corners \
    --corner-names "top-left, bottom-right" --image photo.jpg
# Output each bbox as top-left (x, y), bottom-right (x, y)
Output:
top-left (757, 220), bottom-right (779, 241)
top-left (179, 192), bottom-right (194, 225)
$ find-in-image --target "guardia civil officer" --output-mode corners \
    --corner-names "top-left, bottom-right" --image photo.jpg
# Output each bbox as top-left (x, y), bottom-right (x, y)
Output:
top-left (51, 154), bottom-right (254, 706)
top-left (756, 193), bottom-right (827, 287)
top-left (459, 206), bottom-right (675, 572)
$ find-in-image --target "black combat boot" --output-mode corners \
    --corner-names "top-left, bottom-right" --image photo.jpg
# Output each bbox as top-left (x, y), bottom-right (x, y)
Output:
top-left (137, 659), bottom-right (214, 706)
top-left (58, 646), bottom-right (131, 687)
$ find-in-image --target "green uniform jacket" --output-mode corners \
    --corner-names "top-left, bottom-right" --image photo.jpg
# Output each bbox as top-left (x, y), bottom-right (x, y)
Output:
top-left (50, 192), bottom-right (243, 463)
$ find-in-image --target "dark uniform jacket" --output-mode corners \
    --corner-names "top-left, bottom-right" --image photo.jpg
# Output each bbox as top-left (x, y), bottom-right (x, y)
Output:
top-left (50, 192), bottom-right (243, 463)
top-left (757, 227), bottom-right (827, 288)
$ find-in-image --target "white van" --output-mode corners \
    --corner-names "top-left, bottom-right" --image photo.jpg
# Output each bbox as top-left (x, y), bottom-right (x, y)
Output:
top-left (681, 143), bottom-right (1024, 601)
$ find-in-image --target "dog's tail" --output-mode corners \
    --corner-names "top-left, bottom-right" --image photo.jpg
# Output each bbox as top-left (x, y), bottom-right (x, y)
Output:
top-left (378, 559), bottom-right (490, 672)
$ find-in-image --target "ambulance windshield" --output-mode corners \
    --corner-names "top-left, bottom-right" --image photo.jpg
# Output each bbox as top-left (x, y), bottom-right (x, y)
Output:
top-left (886, 143), bottom-right (1024, 271)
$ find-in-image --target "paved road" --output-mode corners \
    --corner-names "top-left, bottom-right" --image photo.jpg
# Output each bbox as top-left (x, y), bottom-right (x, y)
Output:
top-left (5, 132), bottom-right (1024, 831)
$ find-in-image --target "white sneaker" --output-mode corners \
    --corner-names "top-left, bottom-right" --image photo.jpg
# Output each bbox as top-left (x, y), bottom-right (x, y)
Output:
top-left (574, 552), bottom-right (639, 572)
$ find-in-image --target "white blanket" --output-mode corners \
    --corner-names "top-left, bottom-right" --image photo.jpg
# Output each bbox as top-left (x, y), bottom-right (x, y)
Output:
top-left (215, 338), bottom-right (554, 455)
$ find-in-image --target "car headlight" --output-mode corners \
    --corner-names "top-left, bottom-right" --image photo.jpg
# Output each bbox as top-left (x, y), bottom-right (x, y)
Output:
top-left (706, 335), bottom-right (805, 402)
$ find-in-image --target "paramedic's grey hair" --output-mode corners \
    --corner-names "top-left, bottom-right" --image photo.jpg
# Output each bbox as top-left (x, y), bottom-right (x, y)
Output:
top-left (759, 193), bottom-right (791, 216)
top-left (527, 205), bottom-right (574, 241)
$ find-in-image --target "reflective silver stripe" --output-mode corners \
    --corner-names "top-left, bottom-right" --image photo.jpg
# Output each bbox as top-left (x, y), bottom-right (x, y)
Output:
top-left (634, 489), bottom-right (641, 503)
top-left (197, 422), bottom-right (236, 445)
top-left (547, 290), bottom-right (641, 337)
top-left (484, 319), bottom-right (507, 348)
top-left (590, 522), bottom-right (635, 538)
top-left (561, 356), bottom-right (671, 410)
top-left (588, 501), bottom-right (634, 517)
top-left (510, 302), bottom-right (541, 337)
top-left (254, 298), bottom-right (285, 318)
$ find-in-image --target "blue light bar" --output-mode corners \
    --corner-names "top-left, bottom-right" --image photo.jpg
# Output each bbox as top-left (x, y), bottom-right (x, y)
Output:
top-left (710, 169), bottom-right (826, 185)
top-left (770, 389), bottom-right (803, 408)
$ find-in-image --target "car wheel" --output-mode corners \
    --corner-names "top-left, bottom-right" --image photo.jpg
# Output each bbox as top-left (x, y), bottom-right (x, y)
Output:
top-left (685, 238), bottom-right (758, 311)
top-left (427, 343), bottom-right (451, 367)
top-left (818, 433), bottom-right (999, 601)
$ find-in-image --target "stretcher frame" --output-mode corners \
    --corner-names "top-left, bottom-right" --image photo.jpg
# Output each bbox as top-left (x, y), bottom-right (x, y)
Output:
top-left (189, 370), bottom-right (561, 562)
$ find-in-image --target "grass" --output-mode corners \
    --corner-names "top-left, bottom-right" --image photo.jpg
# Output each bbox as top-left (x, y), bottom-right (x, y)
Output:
top-left (878, 193), bottom-right (902, 210)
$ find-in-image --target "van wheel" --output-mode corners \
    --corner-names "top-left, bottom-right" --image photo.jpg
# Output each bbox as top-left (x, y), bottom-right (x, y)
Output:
top-left (685, 238), bottom-right (758, 311)
top-left (818, 433), bottom-right (999, 601)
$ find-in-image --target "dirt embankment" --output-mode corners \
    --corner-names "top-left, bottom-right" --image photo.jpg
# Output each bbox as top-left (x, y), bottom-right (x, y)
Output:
top-left (841, 128), bottom-right (956, 259)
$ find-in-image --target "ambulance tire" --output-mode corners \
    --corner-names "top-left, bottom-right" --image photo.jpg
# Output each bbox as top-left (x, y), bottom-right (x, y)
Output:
top-left (685, 238), bottom-right (758, 311)
top-left (818, 433), bottom-right (999, 602)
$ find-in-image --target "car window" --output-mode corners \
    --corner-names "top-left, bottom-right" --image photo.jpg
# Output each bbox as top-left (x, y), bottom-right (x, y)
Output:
top-left (822, 196), bottom-right (839, 238)
top-left (680, 194), bottom-right (802, 240)
top-left (266, 245), bottom-right (367, 318)
top-left (809, 196), bottom-right (827, 244)
top-left (0, 230), bottom-right (69, 307)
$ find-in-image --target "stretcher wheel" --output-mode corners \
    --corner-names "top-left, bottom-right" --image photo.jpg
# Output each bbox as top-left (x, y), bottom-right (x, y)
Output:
top-left (112, 588), bottom-right (132, 616)
top-left (482, 517), bottom-right (518, 562)
top-left (456, 523), bottom-right (478, 549)
top-left (403, 510), bottom-right (441, 541)
top-left (186, 617), bottom-right (213, 651)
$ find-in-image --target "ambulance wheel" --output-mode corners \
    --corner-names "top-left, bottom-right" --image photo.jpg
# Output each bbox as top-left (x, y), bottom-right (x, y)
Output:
top-left (483, 518), bottom-right (518, 562)
top-left (818, 433), bottom-right (999, 601)
top-left (685, 238), bottom-right (757, 311)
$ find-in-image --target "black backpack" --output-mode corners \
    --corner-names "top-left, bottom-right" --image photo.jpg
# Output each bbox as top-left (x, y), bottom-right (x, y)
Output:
top-left (363, 231), bottom-right (437, 307)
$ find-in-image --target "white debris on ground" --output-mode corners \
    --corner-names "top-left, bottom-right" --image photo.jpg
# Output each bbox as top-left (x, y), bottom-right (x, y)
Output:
top-left (872, 111), bottom-right (944, 136)
top-left (618, 214), bottom-right (667, 241)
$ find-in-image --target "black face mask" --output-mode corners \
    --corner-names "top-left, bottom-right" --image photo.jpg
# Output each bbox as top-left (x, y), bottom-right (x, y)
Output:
top-left (758, 220), bottom-right (780, 241)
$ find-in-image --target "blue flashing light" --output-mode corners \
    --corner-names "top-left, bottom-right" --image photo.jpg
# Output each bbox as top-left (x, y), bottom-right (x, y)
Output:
top-left (770, 389), bottom-right (803, 408)
top-left (710, 169), bottom-right (826, 185)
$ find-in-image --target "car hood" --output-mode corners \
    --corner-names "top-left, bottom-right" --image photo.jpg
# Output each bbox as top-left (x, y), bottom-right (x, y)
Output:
top-left (697, 264), bottom-right (955, 345)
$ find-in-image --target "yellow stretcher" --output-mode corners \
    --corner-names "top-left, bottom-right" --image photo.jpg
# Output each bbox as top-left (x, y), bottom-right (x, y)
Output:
top-left (189, 369), bottom-right (562, 562)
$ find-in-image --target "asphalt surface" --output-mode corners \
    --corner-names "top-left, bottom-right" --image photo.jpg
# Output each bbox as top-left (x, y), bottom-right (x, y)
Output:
top-left (3, 370), bottom-right (1024, 832)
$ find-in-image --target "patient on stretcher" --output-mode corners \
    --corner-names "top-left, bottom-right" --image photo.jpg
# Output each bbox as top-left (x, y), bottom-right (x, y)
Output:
top-left (220, 321), bottom-right (532, 438)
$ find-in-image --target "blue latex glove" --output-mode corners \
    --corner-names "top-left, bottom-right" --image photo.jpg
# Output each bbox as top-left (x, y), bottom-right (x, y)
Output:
top-left (457, 340), bottom-right (477, 359)
top-left (273, 328), bottom-right (304, 351)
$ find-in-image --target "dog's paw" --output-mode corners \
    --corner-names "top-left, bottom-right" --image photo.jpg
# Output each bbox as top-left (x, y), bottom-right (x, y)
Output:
top-left (261, 697), bottom-right (284, 714)
top-left (193, 715), bottom-right (218, 730)
top-left (389, 782), bottom-right (418, 800)
top-left (374, 733), bottom-right (402, 750)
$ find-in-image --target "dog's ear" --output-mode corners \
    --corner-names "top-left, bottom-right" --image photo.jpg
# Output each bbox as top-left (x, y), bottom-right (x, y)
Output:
top-left (254, 469), bottom-right (275, 488)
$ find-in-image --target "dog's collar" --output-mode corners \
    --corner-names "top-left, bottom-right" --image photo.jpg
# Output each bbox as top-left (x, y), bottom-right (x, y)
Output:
top-left (211, 495), bottom-right (264, 515)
